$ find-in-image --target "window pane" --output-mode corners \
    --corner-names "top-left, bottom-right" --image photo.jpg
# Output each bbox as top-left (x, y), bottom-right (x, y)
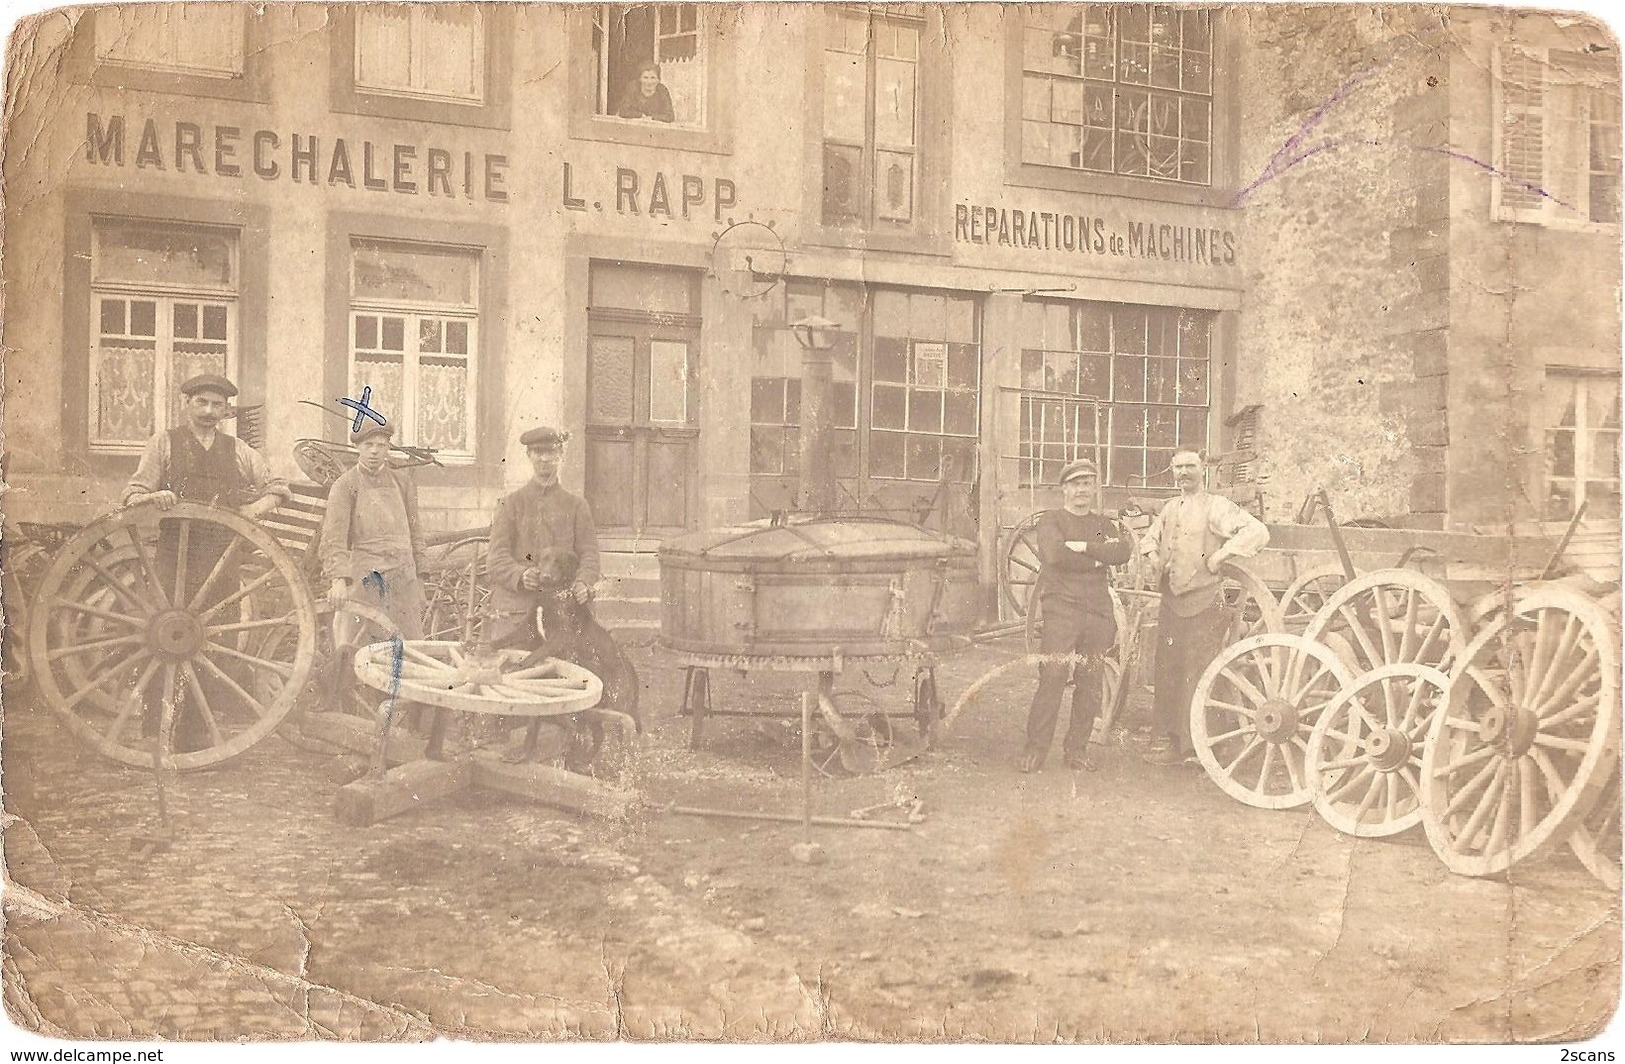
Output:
top-left (946, 298), bottom-right (977, 344)
top-left (871, 430), bottom-right (906, 478)
top-left (824, 47), bottom-right (866, 142)
top-left (353, 241), bottom-right (477, 304)
top-left (873, 337), bottom-right (909, 382)
top-left (173, 342), bottom-right (227, 391)
top-left (202, 305), bottom-right (228, 341)
top-left (751, 378), bottom-right (785, 424)
top-left (352, 356), bottom-right (404, 433)
top-left (100, 299), bottom-right (126, 335)
top-left (875, 151), bottom-right (915, 222)
top-left (872, 384), bottom-right (906, 429)
top-left (750, 426), bottom-right (785, 475)
top-left (908, 389), bottom-right (942, 432)
top-left (590, 264), bottom-right (693, 315)
top-left (875, 57), bottom-right (917, 146)
top-left (420, 319), bottom-right (443, 354)
top-left (355, 7), bottom-right (413, 91)
top-left (1115, 356), bottom-right (1147, 401)
top-left (418, 358), bottom-right (469, 452)
top-left (873, 293), bottom-right (911, 339)
top-left (911, 342), bottom-right (947, 388)
top-left (129, 300), bottom-right (157, 337)
top-left (380, 316), bottom-right (405, 351)
top-left (947, 343), bottom-right (979, 389)
top-left (906, 434), bottom-right (940, 480)
top-left (944, 390), bottom-right (977, 434)
top-left (1079, 353), bottom-right (1110, 397)
top-left (355, 315), bottom-right (378, 349)
top-left (943, 438), bottom-right (977, 483)
top-left (95, 341), bottom-right (156, 441)
top-left (445, 320), bottom-right (469, 355)
top-left (649, 340), bottom-right (689, 424)
top-left (588, 336), bottom-right (635, 422)
top-left (419, 7), bottom-right (482, 100)
top-left (822, 143), bottom-right (863, 226)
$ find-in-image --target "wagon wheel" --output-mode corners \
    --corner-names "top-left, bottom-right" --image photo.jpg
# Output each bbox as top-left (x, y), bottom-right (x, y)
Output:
top-left (1569, 761), bottom-right (1621, 891)
top-left (352, 640), bottom-right (603, 716)
top-left (26, 503), bottom-right (318, 771)
top-left (421, 536), bottom-right (491, 641)
top-left (1306, 663), bottom-right (1450, 837)
top-left (808, 690), bottom-right (895, 778)
top-left (1218, 559), bottom-right (1285, 644)
top-left (1000, 511), bottom-right (1045, 619)
top-left (1419, 588), bottom-right (1620, 878)
top-left (1191, 633), bottom-right (1356, 809)
top-left (1281, 562), bottom-right (1353, 634)
top-left (1304, 568), bottom-right (1468, 675)
top-left (292, 439), bottom-right (353, 487)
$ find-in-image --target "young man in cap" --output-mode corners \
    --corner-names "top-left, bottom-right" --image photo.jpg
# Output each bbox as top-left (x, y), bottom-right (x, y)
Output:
top-left (1022, 457), bottom-right (1132, 773)
top-left (320, 421), bottom-right (426, 642)
top-left (486, 426), bottom-right (601, 648)
top-left (122, 373), bottom-right (290, 750)
top-left (1138, 449), bottom-right (1270, 766)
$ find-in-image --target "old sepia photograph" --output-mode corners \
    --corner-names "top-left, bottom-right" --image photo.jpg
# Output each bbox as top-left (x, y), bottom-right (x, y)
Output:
top-left (0, 0), bottom-right (1621, 1049)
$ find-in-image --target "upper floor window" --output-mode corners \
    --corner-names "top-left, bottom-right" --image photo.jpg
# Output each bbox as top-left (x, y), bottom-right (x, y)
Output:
top-left (1543, 369), bottom-right (1621, 521)
top-left (822, 6), bottom-right (922, 229)
top-left (593, 4), bottom-right (707, 128)
top-left (89, 219), bottom-right (238, 453)
top-left (350, 241), bottom-right (481, 462)
top-left (355, 6), bottom-right (484, 104)
top-left (1496, 46), bottom-right (1621, 227)
top-left (1021, 4), bottom-right (1212, 185)
top-left (94, 4), bottom-right (244, 79)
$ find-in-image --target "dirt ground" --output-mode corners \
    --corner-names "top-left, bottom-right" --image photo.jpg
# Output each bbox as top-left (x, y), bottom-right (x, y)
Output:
top-left (3, 636), bottom-right (1620, 1044)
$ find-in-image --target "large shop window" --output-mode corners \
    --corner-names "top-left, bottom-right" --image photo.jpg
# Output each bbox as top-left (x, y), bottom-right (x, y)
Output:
top-left (749, 281), bottom-right (980, 521)
top-left (349, 241), bottom-right (480, 461)
top-left (94, 4), bottom-right (245, 78)
top-left (1496, 46), bottom-right (1622, 226)
top-left (1543, 369), bottom-right (1621, 520)
top-left (822, 6), bottom-right (923, 228)
top-left (592, 4), bottom-right (706, 128)
top-left (1021, 4), bottom-right (1211, 184)
top-left (355, 6), bottom-right (484, 103)
top-left (89, 219), bottom-right (238, 453)
top-left (1018, 300), bottom-right (1212, 488)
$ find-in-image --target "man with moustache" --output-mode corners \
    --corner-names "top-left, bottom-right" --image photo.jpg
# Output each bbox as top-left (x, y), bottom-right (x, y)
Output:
top-left (1021, 458), bottom-right (1132, 774)
top-left (123, 373), bottom-right (290, 749)
top-left (486, 426), bottom-right (601, 650)
top-left (320, 421), bottom-right (427, 643)
top-left (1139, 449), bottom-right (1270, 766)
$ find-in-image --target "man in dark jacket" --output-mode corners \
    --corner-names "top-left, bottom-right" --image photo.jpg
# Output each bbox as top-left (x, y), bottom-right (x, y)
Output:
top-left (1022, 458), bottom-right (1132, 773)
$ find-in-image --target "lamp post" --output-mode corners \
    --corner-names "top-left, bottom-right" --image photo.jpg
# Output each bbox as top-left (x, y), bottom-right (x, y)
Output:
top-left (789, 316), bottom-right (841, 514)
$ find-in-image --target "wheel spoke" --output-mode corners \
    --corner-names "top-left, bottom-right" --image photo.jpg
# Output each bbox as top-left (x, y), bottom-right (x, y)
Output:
top-left (46, 632), bottom-right (144, 661)
top-left (195, 565), bottom-right (281, 623)
top-left (1317, 753), bottom-right (1371, 773)
top-left (1457, 762), bottom-right (1508, 851)
top-left (1286, 658), bottom-right (1334, 704)
top-left (1351, 770), bottom-right (1385, 823)
top-left (1530, 747), bottom-right (1569, 803)
top-left (1542, 693), bottom-right (1601, 729)
top-left (202, 640), bottom-right (295, 680)
top-left (1401, 677), bottom-right (1430, 732)
top-left (1532, 733), bottom-right (1594, 756)
top-left (1413, 613), bottom-right (1448, 667)
top-left (1326, 762), bottom-right (1375, 803)
top-left (1399, 764), bottom-right (1422, 804)
top-left (1532, 613), bottom-right (1583, 708)
top-left (184, 536), bottom-right (244, 612)
top-left (1220, 665), bottom-right (1269, 710)
top-left (1535, 647), bottom-right (1600, 719)
top-left (48, 597), bottom-right (148, 628)
top-left (1222, 736), bottom-right (1264, 777)
top-left (1372, 592), bottom-right (1398, 664)
top-left (1398, 587), bottom-right (1421, 660)
top-left (63, 647), bottom-right (152, 710)
top-left (1441, 713), bottom-right (1485, 737)
top-left (1437, 740), bottom-right (1498, 778)
top-left (1440, 753), bottom-right (1503, 817)
top-left (1518, 758), bottom-right (1540, 842)
top-left (1339, 602), bottom-right (1385, 667)
top-left (1484, 765), bottom-right (1515, 857)
top-left (193, 653), bottom-right (272, 720)
top-left (104, 656), bottom-right (163, 747)
top-left (1256, 741), bottom-right (1277, 792)
top-left (1385, 771), bottom-right (1400, 822)
top-left (1207, 698), bottom-right (1259, 720)
top-left (171, 520), bottom-right (192, 606)
top-left (206, 614), bottom-right (299, 636)
top-left (400, 643), bottom-right (447, 669)
top-left (80, 552), bottom-right (158, 617)
top-left (1283, 745), bottom-right (1305, 793)
top-left (181, 662), bottom-right (227, 749)
top-left (121, 525), bottom-right (171, 610)
top-left (1206, 724), bottom-right (1253, 744)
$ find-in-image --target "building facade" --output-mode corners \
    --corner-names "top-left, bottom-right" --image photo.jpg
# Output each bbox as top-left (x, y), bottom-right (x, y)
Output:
top-left (3, 4), bottom-right (1618, 605)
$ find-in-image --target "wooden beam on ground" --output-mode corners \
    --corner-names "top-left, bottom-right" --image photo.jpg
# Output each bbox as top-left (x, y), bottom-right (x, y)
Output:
top-left (334, 758), bottom-right (472, 826)
top-left (471, 754), bottom-right (638, 820)
top-left (294, 711), bottom-right (427, 767)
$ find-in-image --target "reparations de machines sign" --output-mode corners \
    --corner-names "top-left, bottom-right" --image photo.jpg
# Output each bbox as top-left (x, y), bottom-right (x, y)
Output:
top-left (955, 201), bottom-right (1238, 267)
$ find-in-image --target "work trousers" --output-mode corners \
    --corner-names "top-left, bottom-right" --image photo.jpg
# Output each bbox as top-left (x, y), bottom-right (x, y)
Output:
top-left (1025, 595), bottom-right (1117, 760)
top-left (1151, 602), bottom-right (1231, 754)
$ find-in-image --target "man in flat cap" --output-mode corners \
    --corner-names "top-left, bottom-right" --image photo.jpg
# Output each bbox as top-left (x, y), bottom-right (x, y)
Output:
top-left (1021, 457), bottom-right (1132, 773)
top-left (320, 421), bottom-right (426, 644)
top-left (1138, 449), bottom-right (1269, 766)
top-left (486, 426), bottom-right (601, 648)
top-left (123, 373), bottom-right (290, 750)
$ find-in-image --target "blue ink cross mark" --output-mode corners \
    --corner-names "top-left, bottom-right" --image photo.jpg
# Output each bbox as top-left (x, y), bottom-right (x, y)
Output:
top-left (339, 386), bottom-right (388, 434)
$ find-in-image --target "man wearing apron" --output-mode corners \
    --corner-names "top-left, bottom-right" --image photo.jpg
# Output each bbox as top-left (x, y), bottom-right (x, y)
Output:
top-left (123, 373), bottom-right (290, 750)
top-left (320, 420), bottom-right (427, 643)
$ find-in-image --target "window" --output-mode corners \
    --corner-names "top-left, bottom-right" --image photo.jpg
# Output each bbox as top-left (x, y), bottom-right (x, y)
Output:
top-left (1544, 369), bottom-right (1621, 520)
top-left (1496, 46), bottom-right (1622, 226)
top-left (749, 281), bottom-right (980, 518)
top-left (94, 4), bottom-right (244, 78)
top-left (592, 4), bottom-right (706, 127)
top-left (355, 6), bottom-right (484, 103)
top-left (1021, 4), bottom-right (1212, 184)
top-left (1018, 301), bottom-right (1212, 487)
top-left (89, 219), bottom-right (237, 453)
top-left (349, 241), bottom-right (480, 461)
top-left (822, 6), bottom-right (922, 228)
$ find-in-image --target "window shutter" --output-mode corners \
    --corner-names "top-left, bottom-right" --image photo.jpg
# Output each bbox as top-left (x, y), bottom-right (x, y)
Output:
top-left (1495, 45), bottom-right (1550, 222)
top-left (1547, 77), bottom-right (1592, 222)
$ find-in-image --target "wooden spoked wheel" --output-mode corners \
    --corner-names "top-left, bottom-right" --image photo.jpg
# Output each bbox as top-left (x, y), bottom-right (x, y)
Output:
top-left (421, 536), bottom-right (491, 641)
top-left (1218, 560), bottom-right (1285, 645)
top-left (1000, 511), bottom-right (1044, 620)
top-left (1419, 588), bottom-right (1620, 878)
top-left (1569, 760), bottom-right (1621, 891)
top-left (1191, 633), bottom-right (1355, 809)
top-left (1281, 562), bottom-right (1353, 634)
top-left (1306, 663), bottom-right (1449, 837)
top-left (352, 640), bottom-right (602, 717)
top-left (1304, 568), bottom-right (1468, 675)
top-left (26, 503), bottom-right (318, 771)
top-left (808, 690), bottom-right (896, 778)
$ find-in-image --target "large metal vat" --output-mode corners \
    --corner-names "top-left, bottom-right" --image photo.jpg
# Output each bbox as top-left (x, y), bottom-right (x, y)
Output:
top-left (658, 516), bottom-right (980, 659)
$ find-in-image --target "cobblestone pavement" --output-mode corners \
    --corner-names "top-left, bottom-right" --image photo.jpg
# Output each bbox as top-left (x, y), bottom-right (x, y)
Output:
top-left (4, 641), bottom-right (1621, 1043)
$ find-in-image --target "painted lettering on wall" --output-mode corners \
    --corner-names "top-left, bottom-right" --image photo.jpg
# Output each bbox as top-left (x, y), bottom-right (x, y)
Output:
top-left (953, 202), bottom-right (1237, 267)
top-left (85, 113), bottom-right (509, 202)
top-left (561, 161), bottom-right (736, 223)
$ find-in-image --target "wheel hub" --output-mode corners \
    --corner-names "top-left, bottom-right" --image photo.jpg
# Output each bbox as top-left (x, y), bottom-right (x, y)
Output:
top-left (1256, 698), bottom-right (1301, 742)
top-left (1365, 727), bottom-right (1413, 771)
top-left (147, 608), bottom-right (207, 659)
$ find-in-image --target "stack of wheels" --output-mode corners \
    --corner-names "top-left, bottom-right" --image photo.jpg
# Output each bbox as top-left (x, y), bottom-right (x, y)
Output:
top-left (1418, 586), bottom-right (1619, 880)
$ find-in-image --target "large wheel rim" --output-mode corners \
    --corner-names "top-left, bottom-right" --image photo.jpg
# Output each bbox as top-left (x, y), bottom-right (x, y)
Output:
top-left (26, 503), bottom-right (317, 771)
top-left (420, 536), bottom-right (491, 641)
top-left (1304, 568), bottom-right (1468, 675)
top-left (1281, 562), bottom-right (1353, 634)
top-left (353, 640), bottom-right (603, 717)
top-left (1218, 560), bottom-right (1285, 644)
top-left (1419, 588), bottom-right (1620, 878)
top-left (1569, 759), bottom-right (1621, 891)
top-left (1191, 633), bottom-right (1355, 809)
top-left (1307, 663), bottom-right (1449, 837)
top-left (1000, 512), bottom-right (1045, 620)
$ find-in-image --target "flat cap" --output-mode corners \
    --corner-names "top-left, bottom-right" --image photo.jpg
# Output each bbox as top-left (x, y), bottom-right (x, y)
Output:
top-left (179, 373), bottom-right (238, 398)
top-left (350, 421), bottom-right (394, 445)
top-left (520, 426), bottom-right (570, 448)
top-left (1058, 458), bottom-right (1099, 485)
